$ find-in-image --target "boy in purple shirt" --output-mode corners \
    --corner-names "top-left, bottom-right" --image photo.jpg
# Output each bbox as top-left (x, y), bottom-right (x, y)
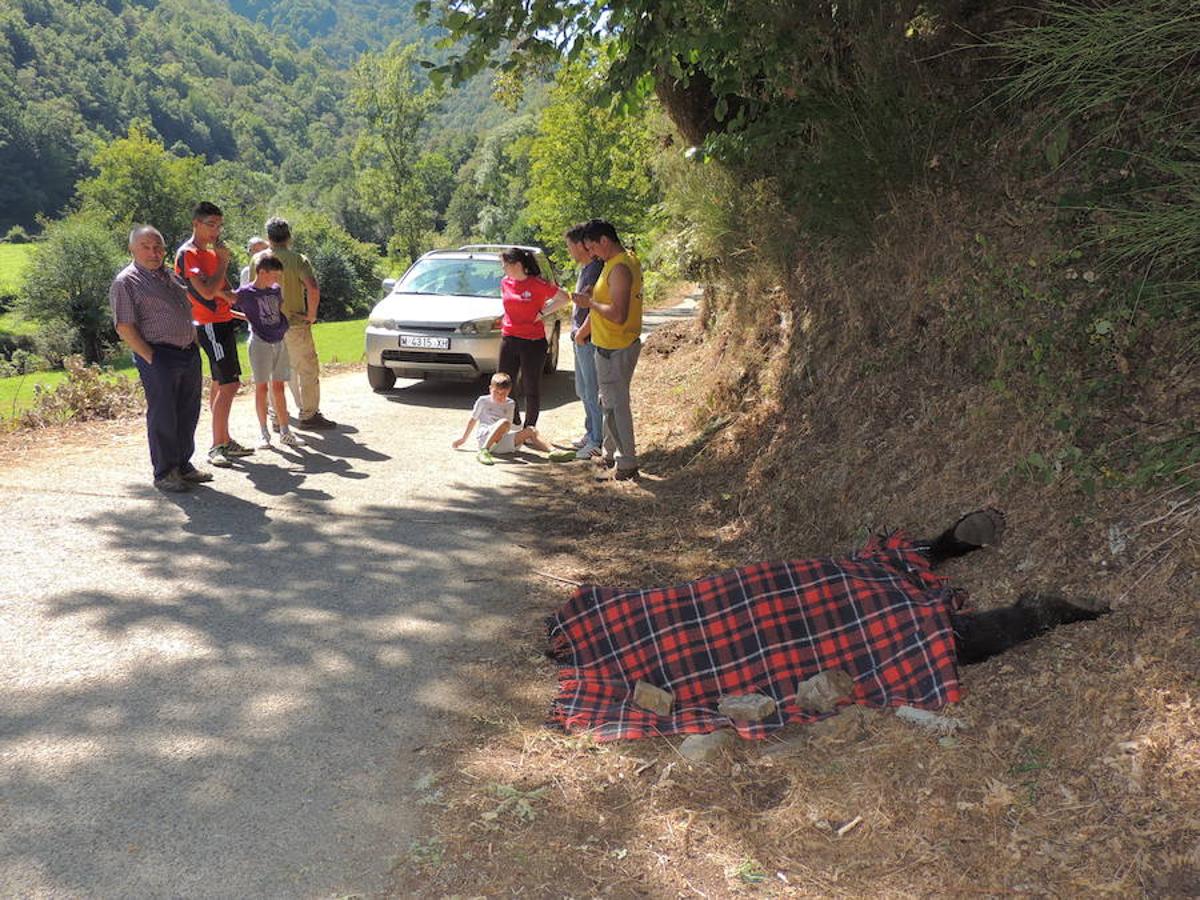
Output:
top-left (233, 252), bottom-right (305, 450)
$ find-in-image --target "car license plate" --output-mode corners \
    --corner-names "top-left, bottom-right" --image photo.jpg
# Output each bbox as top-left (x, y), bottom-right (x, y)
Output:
top-left (400, 335), bottom-right (450, 350)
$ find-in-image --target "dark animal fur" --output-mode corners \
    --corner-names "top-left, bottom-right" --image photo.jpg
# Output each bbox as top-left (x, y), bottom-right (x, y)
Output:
top-left (951, 594), bottom-right (1110, 665)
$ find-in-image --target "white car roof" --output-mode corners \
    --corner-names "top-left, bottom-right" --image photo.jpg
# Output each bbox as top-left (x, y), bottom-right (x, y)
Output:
top-left (418, 245), bottom-right (545, 261)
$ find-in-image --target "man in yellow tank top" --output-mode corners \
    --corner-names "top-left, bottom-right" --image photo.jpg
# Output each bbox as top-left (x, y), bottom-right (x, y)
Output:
top-left (574, 220), bottom-right (644, 480)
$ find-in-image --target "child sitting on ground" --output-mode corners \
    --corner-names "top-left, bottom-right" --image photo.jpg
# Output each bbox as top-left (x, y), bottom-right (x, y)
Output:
top-left (452, 372), bottom-right (551, 465)
top-left (233, 251), bottom-right (305, 450)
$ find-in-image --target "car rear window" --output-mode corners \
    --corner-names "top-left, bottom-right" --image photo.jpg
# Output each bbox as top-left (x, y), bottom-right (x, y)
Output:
top-left (397, 259), bottom-right (502, 298)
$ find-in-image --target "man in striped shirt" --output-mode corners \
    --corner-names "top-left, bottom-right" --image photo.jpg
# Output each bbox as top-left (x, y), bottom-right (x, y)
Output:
top-left (110, 226), bottom-right (212, 492)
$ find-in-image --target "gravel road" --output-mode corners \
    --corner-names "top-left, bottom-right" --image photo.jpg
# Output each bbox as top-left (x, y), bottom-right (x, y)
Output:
top-left (0, 338), bottom-right (594, 898)
top-left (0, 300), bottom-right (694, 898)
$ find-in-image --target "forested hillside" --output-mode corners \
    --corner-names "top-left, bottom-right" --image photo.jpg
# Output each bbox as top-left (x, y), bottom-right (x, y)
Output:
top-left (0, 0), bottom-right (531, 236)
top-left (224, 0), bottom-right (423, 58)
top-left (0, 0), bottom-right (352, 231)
top-left (0, 0), bottom-right (656, 372)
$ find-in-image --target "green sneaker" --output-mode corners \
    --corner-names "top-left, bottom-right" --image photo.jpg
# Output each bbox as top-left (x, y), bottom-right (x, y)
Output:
top-left (476, 447), bottom-right (495, 466)
top-left (547, 448), bottom-right (577, 462)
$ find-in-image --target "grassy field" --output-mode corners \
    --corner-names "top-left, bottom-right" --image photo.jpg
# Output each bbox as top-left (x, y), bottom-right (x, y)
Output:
top-left (0, 311), bottom-right (38, 337)
top-left (0, 243), bottom-right (33, 295)
top-left (0, 317), bottom-right (368, 420)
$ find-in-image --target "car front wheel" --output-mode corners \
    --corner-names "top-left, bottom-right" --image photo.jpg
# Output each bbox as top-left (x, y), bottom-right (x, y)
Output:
top-left (367, 364), bottom-right (396, 392)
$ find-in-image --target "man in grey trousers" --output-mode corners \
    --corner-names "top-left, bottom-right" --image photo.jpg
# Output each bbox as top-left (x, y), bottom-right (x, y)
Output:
top-left (574, 220), bottom-right (645, 481)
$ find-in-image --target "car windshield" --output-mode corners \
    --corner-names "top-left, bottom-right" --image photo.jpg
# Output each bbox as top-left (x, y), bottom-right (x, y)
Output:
top-left (396, 258), bottom-right (502, 298)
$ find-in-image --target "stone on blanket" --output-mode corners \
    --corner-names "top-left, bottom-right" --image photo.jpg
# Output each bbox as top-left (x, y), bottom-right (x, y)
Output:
top-left (679, 730), bottom-right (736, 763)
top-left (718, 693), bottom-right (777, 723)
top-left (794, 669), bottom-right (855, 712)
top-left (632, 680), bottom-right (674, 717)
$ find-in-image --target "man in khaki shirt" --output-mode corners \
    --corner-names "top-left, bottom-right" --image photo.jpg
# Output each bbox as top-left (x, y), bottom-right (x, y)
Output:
top-left (260, 216), bottom-right (337, 430)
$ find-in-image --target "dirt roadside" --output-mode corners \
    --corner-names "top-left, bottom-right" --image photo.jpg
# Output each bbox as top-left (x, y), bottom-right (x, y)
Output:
top-left (383, 314), bottom-right (1199, 898)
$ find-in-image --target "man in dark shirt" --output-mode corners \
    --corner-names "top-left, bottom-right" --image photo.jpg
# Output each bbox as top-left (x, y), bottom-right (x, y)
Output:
top-left (564, 223), bottom-right (605, 458)
top-left (110, 225), bottom-right (212, 492)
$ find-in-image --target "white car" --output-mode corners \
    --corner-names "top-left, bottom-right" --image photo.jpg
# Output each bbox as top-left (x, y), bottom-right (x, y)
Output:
top-left (364, 245), bottom-right (562, 391)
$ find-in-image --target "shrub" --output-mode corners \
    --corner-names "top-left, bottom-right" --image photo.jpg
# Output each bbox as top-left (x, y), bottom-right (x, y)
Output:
top-left (993, 0), bottom-right (1200, 281)
top-left (0, 348), bottom-right (50, 377)
top-left (3, 225), bottom-right (31, 244)
top-left (28, 321), bottom-right (77, 369)
top-left (17, 213), bottom-right (126, 363)
top-left (277, 211), bottom-right (383, 320)
top-left (18, 355), bottom-right (144, 428)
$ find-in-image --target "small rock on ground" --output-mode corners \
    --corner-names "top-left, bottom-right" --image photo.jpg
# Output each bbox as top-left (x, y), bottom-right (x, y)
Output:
top-left (894, 706), bottom-right (968, 734)
top-left (718, 693), bottom-right (777, 723)
top-left (794, 669), bottom-right (855, 713)
top-left (679, 731), bottom-right (736, 763)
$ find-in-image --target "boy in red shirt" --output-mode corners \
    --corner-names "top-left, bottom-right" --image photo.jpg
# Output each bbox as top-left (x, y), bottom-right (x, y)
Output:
top-left (174, 201), bottom-right (250, 469)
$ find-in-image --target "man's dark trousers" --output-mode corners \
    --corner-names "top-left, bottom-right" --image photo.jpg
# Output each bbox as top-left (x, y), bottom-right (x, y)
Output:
top-left (134, 344), bottom-right (202, 480)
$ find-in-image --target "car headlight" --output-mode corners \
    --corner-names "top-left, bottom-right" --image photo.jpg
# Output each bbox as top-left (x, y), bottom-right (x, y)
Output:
top-left (369, 317), bottom-right (399, 330)
top-left (460, 316), bottom-right (502, 335)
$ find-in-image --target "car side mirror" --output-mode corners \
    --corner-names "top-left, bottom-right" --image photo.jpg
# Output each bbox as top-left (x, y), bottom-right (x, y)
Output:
top-left (382, 278), bottom-right (397, 295)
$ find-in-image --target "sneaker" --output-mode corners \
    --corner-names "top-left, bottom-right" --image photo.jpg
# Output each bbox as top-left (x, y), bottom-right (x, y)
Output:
top-left (571, 434), bottom-right (589, 449)
top-left (154, 469), bottom-right (190, 493)
top-left (225, 439), bottom-right (255, 458)
top-left (575, 441), bottom-right (601, 460)
top-left (548, 449), bottom-right (577, 462)
top-left (208, 444), bottom-right (234, 468)
top-left (179, 467), bottom-right (213, 484)
top-left (255, 434), bottom-right (273, 450)
top-left (297, 412), bottom-right (337, 430)
top-left (477, 447), bottom-right (496, 466)
top-left (278, 430), bottom-right (306, 448)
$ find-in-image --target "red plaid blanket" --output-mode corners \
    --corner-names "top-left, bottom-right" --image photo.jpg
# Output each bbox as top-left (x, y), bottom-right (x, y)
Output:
top-left (546, 532), bottom-right (965, 741)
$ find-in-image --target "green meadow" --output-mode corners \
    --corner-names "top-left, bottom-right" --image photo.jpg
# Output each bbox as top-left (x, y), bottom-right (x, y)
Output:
top-left (0, 243), bottom-right (33, 295)
top-left (0, 317), bottom-right (368, 421)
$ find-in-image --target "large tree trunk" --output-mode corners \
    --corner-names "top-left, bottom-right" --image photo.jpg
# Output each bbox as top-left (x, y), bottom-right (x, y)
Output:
top-left (653, 68), bottom-right (733, 146)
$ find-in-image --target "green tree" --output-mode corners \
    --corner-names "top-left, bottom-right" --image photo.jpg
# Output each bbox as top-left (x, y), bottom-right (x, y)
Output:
top-left (351, 43), bottom-right (443, 265)
top-left (18, 212), bottom-right (126, 364)
top-left (419, 1), bottom-right (947, 147)
top-left (526, 62), bottom-right (659, 249)
top-left (280, 210), bottom-right (384, 321)
top-left (471, 117), bottom-right (536, 244)
top-left (76, 125), bottom-right (205, 251)
top-left (413, 152), bottom-right (455, 231)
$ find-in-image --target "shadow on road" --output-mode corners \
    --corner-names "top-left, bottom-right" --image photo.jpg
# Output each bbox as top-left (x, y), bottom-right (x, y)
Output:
top-left (0, 480), bottom-right (561, 896)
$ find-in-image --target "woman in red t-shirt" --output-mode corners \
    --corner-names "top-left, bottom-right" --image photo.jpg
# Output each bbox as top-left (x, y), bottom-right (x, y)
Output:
top-left (499, 248), bottom-right (571, 428)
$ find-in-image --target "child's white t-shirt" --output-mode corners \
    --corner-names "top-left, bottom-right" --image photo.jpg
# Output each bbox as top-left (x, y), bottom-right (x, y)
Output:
top-left (472, 395), bottom-right (515, 428)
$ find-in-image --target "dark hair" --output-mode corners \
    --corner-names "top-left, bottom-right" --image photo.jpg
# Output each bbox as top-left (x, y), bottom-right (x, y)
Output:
top-left (500, 247), bottom-right (540, 278)
top-left (265, 216), bottom-right (291, 243)
top-left (254, 250), bottom-right (284, 272)
top-left (581, 219), bottom-right (619, 245)
top-left (490, 372), bottom-right (512, 388)
top-left (564, 223), bottom-right (589, 244)
top-left (192, 201), bottom-right (223, 220)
